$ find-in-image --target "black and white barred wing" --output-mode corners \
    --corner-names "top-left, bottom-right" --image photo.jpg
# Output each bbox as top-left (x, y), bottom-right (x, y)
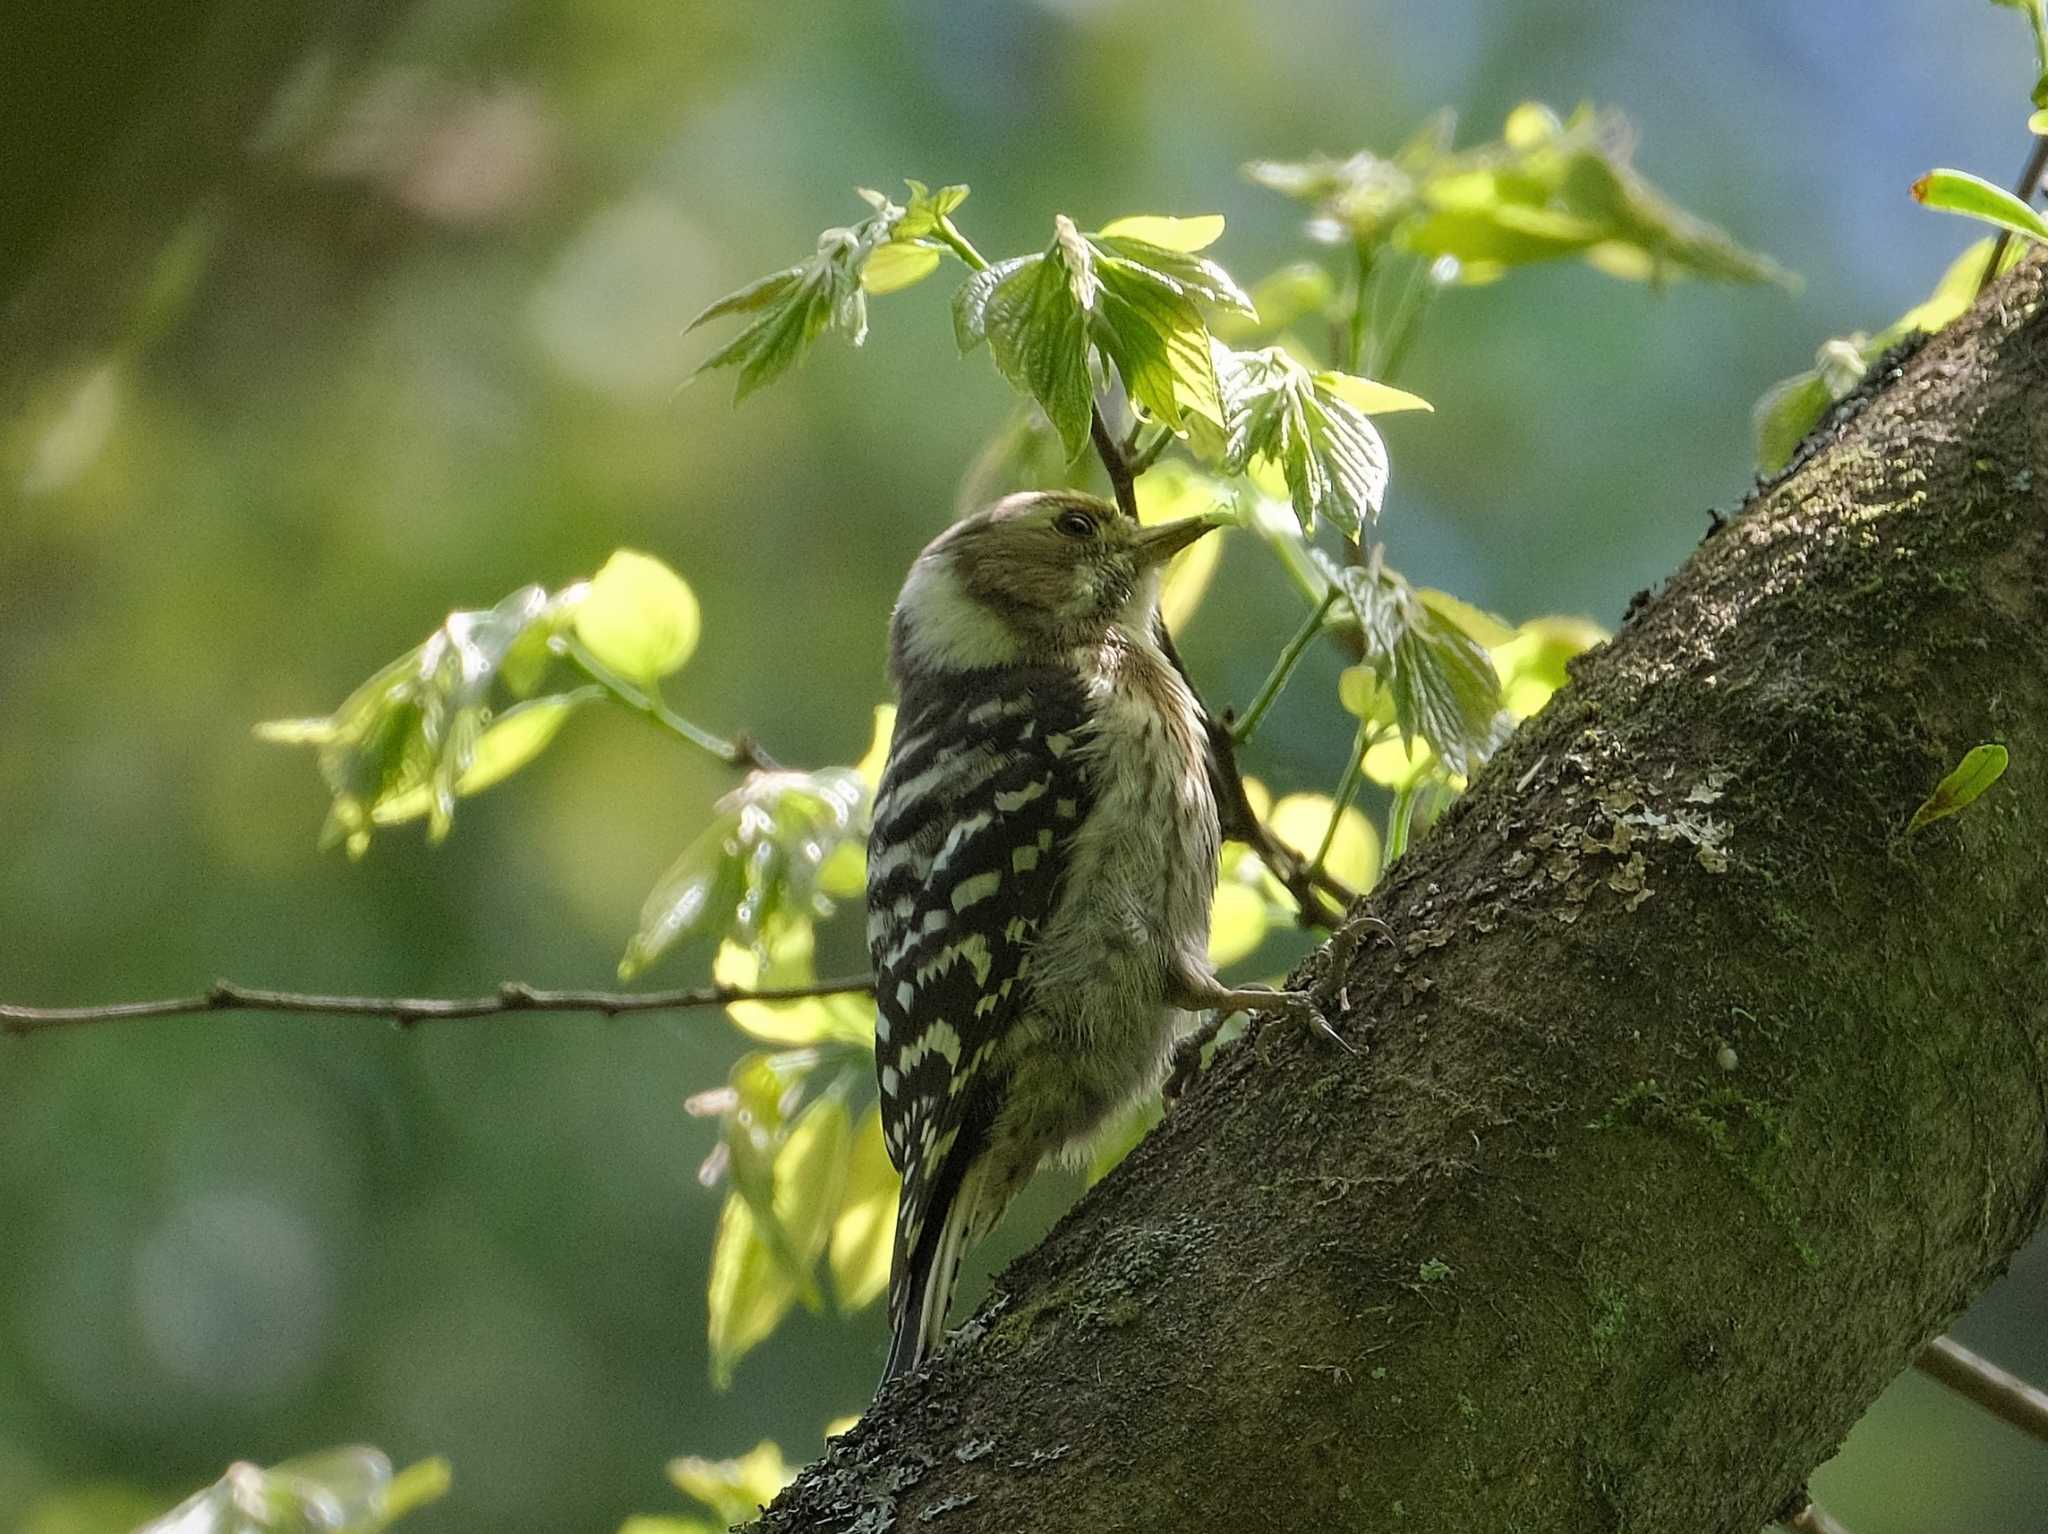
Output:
top-left (865, 669), bottom-right (1093, 1359)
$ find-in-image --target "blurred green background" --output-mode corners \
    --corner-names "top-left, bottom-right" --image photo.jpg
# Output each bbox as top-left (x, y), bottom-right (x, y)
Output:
top-left (3, 2), bottom-right (2044, 1530)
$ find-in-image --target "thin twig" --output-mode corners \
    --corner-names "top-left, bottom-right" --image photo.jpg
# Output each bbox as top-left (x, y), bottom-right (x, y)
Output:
top-left (1978, 133), bottom-right (2048, 296)
top-left (2, 977), bottom-right (874, 1039)
top-left (1915, 1334), bottom-right (2048, 1446)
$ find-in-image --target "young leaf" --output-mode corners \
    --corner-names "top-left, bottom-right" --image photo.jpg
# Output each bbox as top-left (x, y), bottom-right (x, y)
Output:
top-left (860, 241), bottom-right (942, 295)
top-left (1906, 743), bottom-right (2010, 832)
top-left (258, 583), bottom-right (574, 855)
top-left (667, 1442), bottom-right (794, 1528)
top-left (704, 1193), bottom-right (801, 1389)
top-left (1317, 551), bottom-right (1506, 776)
top-left (978, 237), bottom-right (1098, 457)
top-left (622, 768), bottom-right (871, 977)
top-left (686, 190), bottom-right (906, 399)
top-left (1314, 371), bottom-right (1434, 416)
top-left (1911, 168), bottom-right (2048, 244)
top-left (136, 1446), bottom-right (449, 1534)
top-left (1268, 791), bottom-right (1381, 891)
top-left (572, 549), bottom-right (701, 685)
top-left (829, 1105), bottom-right (899, 1312)
top-left (1750, 238), bottom-right (2014, 473)
top-left (1096, 213), bottom-right (1226, 250)
top-left (958, 215), bottom-right (1254, 458)
top-left (1217, 345), bottom-right (1391, 536)
top-left (713, 925), bottom-right (873, 1047)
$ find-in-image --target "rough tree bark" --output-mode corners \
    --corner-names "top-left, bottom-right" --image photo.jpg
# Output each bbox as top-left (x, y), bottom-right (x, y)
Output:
top-left (759, 260), bottom-right (2048, 1532)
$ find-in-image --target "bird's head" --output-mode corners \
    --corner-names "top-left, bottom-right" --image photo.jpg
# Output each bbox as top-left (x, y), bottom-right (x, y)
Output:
top-left (888, 491), bottom-right (1216, 678)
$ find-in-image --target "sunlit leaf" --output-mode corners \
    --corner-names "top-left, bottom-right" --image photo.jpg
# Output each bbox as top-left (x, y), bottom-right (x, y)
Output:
top-left (829, 1105), bottom-right (898, 1312)
top-left (135, 1447), bottom-right (447, 1534)
top-left (893, 180), bottom-right (971, 240)
top-left (1217, 345), bottom-right (1390, 537)
top-left (369, 694), bottom-right (590, 826)
top-left (623, 768), bottom-right (870, 978)
top-left (958, 215), bottom-right (1253, 458)
top-left (1318, 551), bottom-right (1506, 776)
top-left (773, 1093), bottom-right (852, 1304)
top-left (686, 190), bottom-right (905, 399)
top-left (259, 583), bottom-right (570, 855)
top-left (1363, 733), bottom-right (1440, 791)
top-left (1096, 213), bottom-right (1226, 251)
top-left (1268, 792), bottom-right (1381, 891)
top-left (1490, 614), bottom-right (1607, 718)
top-left (1136, 461), bottom-right (1228, 632)
top-left (667, 1441), bottom-right (792, 1526)
top-left (1086, 1098), bottom-right (1163, 1186)
top-left (1253, 103), bottom-right (1788, 288)
top-left (1906, 743), bottom-right (2010, 832)
top-left (705, 1193), bottom-right (799, 1388)
top-left (1313, 371), bottom-right (1434, 416)
top-left (859, 241), bottom-right (941, 295)
top-left (1207, 879), bottom-right (1270, 966)
top-left (1212, 261), bottom-right (1336, 341)
top-left (1911, 168), bottom-right (2048, 244)
top-left (714, 925), bottom-right (872, 1047)
top-left (573, 550), bottom-right (701, 685)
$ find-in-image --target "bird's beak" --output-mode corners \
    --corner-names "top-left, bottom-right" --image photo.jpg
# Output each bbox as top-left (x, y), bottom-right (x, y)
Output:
top-left (1133, 516), bottom-right (1217, 568)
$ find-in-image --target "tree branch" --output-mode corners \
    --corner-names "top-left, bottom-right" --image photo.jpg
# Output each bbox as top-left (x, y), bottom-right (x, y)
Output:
top-left (1914, 1335), bottom-right (2048, 1447)
top-left (0, 976), bottom-right (872, 1038)
top-left (755, 258), bottom-right (2048, 1533)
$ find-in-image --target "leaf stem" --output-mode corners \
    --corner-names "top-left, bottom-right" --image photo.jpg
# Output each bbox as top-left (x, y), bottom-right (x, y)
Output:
top-left (1233, 587), bottom-right (1340, 745)
top-left (561, 637), bottom-right (777, 771)
top-left (1346, 240), bottom-right (1376, 372)
top-left (932, 215), bottom-right (990, 273)
top-left (1385, 779), bottom-right (1419, 865)
top-left (1310, 715), bottom-right (1371, 877)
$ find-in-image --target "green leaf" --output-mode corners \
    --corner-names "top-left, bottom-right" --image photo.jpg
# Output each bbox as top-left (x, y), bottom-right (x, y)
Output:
top-left (622, 768), bottom-right (870, 977)
top-left (369, 693), bottom-right (590, 827)
top-left (713, 924), bottom-right (872, 1047)
top-left (1206, 879), bottom-right (1269, 967)
top-left (686, 191), bottom-right (905, 399)
top-left (1217, 345), bottom-right (1390, 537)
top-left (1268, 791), bottom-right (1381, 891)
top-left (1993, 0), bottom-right (2048, 106)
top-left (1096, 213), bottom-right (1226, 250)
top-left (980, 237), bottom-right (1097, 458)
top-left (1316, 551), bottom-right (1506, 776)
top-left (1313, 370), bottom-right (1433, 415)
top-left (1252, 103), bottom-right (1788, 288)
top-left (1212, 261), bottom-right (1336, 341)
top-left (667, 1443), bottom-right (792, 1527)
top-left (893, 179), bottom-right (971, 240)
top-left (135, 1446), bottom-right (447, 1534)
top-left (2032, 108), bottom-right (2048, 135)
top-left (1912, 168), bottom-right (2048, 244)
top-left (1750, 240), bottom-right (2012, 473)
top-left (829, 1105), bottom-right (899, 1311)
top-left (572, 549), bottom-right (701, 685)
top-left (1906, 743), bottom-right (2010, 832)
top-left (259, 583), bottom-right (570, 855)
top-left (860, 241), bottom-right (941, 294)
top-left (704, 1194), bottom-right (802, 1390)
top-left (960, 215), bottom-right (1254, 458)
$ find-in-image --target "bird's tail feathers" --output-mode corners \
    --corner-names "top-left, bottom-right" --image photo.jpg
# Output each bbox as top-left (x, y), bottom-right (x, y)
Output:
top-left (881, 1159), bottom-right (984, 1384)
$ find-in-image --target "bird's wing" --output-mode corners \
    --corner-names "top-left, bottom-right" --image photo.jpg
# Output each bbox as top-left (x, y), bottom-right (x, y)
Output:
top-left (865, 664), bottom-right (1095, 1359)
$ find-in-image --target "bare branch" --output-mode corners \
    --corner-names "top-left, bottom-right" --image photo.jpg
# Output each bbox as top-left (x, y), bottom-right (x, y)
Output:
top-left (1, 976), bottom-right (874, 1039)
top-left (1915, 1335), bottom-right (2048, 1447)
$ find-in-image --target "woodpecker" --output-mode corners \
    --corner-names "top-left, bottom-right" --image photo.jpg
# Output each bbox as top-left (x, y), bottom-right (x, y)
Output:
top-left (867, 489), bottom-right (1313, 1382)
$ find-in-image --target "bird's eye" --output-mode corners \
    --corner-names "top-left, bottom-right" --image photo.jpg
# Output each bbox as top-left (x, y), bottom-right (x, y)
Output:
top-left (1054, 510), bottom-right (1097, 539)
